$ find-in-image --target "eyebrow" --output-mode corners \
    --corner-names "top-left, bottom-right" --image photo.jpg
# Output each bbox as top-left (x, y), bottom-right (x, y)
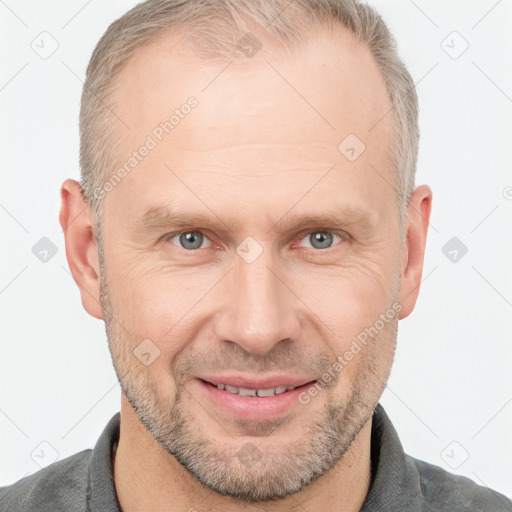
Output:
top-left (134, 203), bottom-right (376, 235)
top-left (272, 205), bottom-right (376, 234)
top-left (135, 206), bottom-right (236, 232)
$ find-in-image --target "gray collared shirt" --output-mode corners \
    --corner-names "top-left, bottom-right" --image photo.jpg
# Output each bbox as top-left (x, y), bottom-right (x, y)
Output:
top-left (1, 404), bottom-right (510, 511)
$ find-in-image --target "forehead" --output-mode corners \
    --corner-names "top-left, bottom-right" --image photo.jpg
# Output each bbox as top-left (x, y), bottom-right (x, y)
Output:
top-left (104, 26), bottom-right (396, 223)
top-left (113, 26), bottom-right (392, 134)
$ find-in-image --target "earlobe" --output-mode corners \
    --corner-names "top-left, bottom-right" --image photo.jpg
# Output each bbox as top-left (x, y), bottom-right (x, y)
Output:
top-left (397, 185), bottom-right (433, 320)
top-left (59, 179), bottom-right (104, 320)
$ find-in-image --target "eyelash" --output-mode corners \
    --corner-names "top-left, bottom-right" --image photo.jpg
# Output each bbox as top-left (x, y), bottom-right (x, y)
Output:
top-left (161, 229), bottom-right (349, 252)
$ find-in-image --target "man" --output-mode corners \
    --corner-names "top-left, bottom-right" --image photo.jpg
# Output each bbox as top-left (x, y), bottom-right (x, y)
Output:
top-left (1, 0), bottom-right (510, 510)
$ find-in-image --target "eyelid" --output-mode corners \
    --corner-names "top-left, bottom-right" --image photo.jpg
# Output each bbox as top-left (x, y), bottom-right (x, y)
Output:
top-left (163, 230), bottom-right (215, 249)
top-left (163, 228), bottom-right (350, 251)
top-left (294, 230), bottom-right (349, 249)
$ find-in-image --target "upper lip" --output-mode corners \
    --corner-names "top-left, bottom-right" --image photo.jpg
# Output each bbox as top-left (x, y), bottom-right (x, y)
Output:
top-left (198, 375), bottom-right (317, 389)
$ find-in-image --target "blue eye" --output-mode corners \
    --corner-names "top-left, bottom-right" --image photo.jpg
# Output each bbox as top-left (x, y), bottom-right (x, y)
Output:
top-left (297, 231), bottom-right (343, 250)
top-left (168, 231), bottom-right (212, 250)
top-left (164, 230), bottom-right (345, 252)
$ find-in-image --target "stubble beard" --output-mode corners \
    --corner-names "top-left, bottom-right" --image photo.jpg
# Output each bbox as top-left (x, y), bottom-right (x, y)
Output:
top-left (98, 257), bottom-right (397, 502)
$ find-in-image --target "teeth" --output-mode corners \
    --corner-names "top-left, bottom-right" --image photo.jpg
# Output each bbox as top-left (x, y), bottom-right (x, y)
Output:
top-left (257, 388), bottom-right (275, 397)
top-left (238, 387), bottom-right (257, 397)
top-left (215, 383), bottom-right (297, 397)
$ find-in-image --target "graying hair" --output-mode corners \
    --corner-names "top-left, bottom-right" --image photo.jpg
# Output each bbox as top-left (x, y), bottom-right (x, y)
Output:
top-left (79, 0), bottom-right (419, 242)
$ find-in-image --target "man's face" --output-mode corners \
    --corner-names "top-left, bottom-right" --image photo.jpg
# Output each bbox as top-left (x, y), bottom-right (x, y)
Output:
top-left (98, 28), bottom-right (402, 501)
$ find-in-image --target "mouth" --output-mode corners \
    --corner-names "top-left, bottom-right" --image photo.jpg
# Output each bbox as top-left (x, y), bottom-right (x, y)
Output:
top-left (195, 377), bottom-right (317, 421)
top-left (199, 379), bottom-right (315, 397)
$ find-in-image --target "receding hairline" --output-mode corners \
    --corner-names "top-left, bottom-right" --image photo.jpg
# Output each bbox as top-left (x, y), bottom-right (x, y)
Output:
top-left (106, 11), bottom-right (379, 113)
top-left (102, 18), bottom-right (394, 175)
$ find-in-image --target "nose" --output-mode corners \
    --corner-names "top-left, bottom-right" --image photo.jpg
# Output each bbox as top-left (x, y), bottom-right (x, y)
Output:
top-left (212, 246), bottom-right (301, 356)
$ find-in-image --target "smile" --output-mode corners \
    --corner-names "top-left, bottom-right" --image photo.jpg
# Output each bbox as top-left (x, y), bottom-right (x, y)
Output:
top-left (207, 381), bottom-right (300, 397)
top-left (196, 377), bottom-right (318, 421)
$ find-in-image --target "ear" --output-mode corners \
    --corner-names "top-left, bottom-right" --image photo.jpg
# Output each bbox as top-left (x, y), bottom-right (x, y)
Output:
top-left (59, 179), bottom-right (104, 320)
top-left (397, 184), bottom-right (433, 319)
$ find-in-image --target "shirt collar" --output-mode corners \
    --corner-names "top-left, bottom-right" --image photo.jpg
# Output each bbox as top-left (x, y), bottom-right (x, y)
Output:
top-left (361, 403), bottom-right (424, 510)
top-left (87, 411), bottom-right (121, 511)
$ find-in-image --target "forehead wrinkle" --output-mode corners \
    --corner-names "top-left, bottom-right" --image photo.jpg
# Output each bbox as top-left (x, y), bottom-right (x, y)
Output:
top-left (173, 167), bottom-right (329, 179)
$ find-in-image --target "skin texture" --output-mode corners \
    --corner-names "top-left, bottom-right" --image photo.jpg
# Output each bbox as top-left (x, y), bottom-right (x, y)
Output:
top-left (60, 25), bottom-right (432, 512)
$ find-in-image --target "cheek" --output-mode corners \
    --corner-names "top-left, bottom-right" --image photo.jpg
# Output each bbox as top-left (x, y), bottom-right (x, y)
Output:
top-left (295, 258), bottom-right (396, 327)
top-left (295, 259), bottom-right (398, 381)
top-left (106, 259), bottom-right (216, 365)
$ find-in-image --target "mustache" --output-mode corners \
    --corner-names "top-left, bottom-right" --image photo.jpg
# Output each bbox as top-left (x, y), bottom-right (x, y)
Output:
top-left (172, 342), bottom-right (338, 382)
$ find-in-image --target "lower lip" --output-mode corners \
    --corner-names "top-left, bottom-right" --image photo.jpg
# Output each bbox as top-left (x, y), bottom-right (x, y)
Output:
top-left (196, 379), bottom-right (316, 421)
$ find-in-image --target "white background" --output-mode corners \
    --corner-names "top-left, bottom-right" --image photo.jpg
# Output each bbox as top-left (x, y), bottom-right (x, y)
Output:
top-left (1, 0), bottom-right (511, 500)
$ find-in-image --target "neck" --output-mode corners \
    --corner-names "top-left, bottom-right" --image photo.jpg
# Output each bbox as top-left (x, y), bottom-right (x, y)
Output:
top-left (113, 395), bottom-right (372, 512)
